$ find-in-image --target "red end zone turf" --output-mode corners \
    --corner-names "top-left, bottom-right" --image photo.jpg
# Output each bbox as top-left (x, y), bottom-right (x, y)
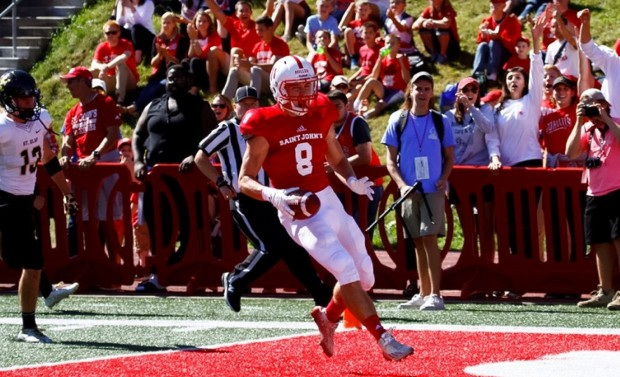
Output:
top-left (2, 330), bottom-right (620, 377)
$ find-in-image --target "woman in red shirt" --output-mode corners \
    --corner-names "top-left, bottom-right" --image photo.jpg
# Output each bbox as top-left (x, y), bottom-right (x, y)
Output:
top-left (187, 10), bottom-right (223, 95)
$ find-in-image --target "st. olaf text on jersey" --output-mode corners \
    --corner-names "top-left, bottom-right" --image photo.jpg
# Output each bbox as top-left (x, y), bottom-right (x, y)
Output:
top-left (23, 136), bottom-right (39, 147)
top-left (278, 132), bottom-right (323, 146)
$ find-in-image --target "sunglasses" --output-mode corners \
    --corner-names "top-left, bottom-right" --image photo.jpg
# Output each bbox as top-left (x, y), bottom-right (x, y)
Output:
top-left (105, 30), bottom-right (120, 35)
top-left (212, 103), bottom-right (227, 109)
top-left (462, 87), bottom-right (478, 94)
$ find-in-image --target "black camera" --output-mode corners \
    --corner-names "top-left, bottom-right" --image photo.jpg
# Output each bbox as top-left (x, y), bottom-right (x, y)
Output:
top-left (584, 105), bottom-right (600, 118)
top-left (585, 156), bottom-right (602, 169)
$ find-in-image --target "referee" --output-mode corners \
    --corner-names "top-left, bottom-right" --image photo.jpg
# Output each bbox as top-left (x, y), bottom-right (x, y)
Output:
top-left (194, 86), bottom-right (332, 312)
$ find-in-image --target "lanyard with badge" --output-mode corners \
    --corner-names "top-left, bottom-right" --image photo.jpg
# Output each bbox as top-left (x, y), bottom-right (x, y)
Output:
top-left (411, 113), bottom-right (430, 180)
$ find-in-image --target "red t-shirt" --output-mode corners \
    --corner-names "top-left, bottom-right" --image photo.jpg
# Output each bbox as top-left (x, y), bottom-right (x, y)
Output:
top-left (63, 94), bottom-right (121, 159)
top-left (151, 33), bottom-right (185, 77)
top-left (224, 16), bottom-right (260, 56)
top-left (94, 38), bottom-right (140, 81)
top-left (194, 31), bottom-right (222, 60)
top-left (240, 93), bottom-right (338, 192)
top-left (358, 44), bottom-right (381, 77)
top-left (476, 13), bottom-right (521, 52)
top-left (311, 48), bottom-right (343, 82)
top-left (251, 36), bottom-right (290, 63)
top-left (539, 103), bottom-right (577, 155)
top-left (503, 55), bottom-right (530, 74)
top-left (379, 55), bottom-right (410, 91)
top-left (421, 5), bottom-right (460, 42)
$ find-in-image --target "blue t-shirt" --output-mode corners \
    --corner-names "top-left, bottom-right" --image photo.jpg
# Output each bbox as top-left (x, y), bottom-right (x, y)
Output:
top-left (304, 15), bottom-right (341, 40)
top-left (382, 110), bottom-right (455, 193)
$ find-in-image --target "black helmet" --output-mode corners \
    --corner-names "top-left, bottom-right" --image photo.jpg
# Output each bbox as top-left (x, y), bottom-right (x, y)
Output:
top-left (0, 70), bottom-right (41, 121)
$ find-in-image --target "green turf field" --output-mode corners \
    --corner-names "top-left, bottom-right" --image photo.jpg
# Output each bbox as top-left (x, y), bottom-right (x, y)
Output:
top-left (1, 293), bottom-right (618, 370)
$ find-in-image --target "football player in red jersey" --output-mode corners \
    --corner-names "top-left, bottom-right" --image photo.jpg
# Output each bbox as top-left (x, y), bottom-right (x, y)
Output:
top-left (238, 55), bottom-right (413, 361)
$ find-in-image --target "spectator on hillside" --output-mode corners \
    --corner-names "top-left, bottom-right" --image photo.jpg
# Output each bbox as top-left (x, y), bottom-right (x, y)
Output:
top-left (177, 0), bottom-right (207, 36)
top-left (353, 34), bottom-right (410, 119)
top-left (542, 64), bottom-right (561, 109)
top-left (503, 36), bottom-right (531, 75)
top-left (205, 0), bottom-right (260, 90)
top-left (541, 0), bottom-right (580, 52)
top-left (115, 0), bottom-right (156, 65)
top-left (296, 0), bottom-right (340, 52)
top-left (514, 0), bottom-right (550, 23)
top-left (309, 30), bottom-right (343, 93)
top-left (412, 0), bottom-right (460, 65)
top-left (132, 63), bottom-right (217, 292)
top-left (211, 94), bottom-right (234, 122)
top-left (566, 88), bottom-right (620, 310)
top-left (471, 0), bottom-right (522, 86)
top-left (331, 0), bottom-right (353, 22)
top-left (222, 16), bottom-right (290, 100)
top-left (59, 66), bottom-right (122, 258)
top-left (90, 20), bottom-right (139, 105)
top-left (578, 9), bottom-right (620, 118)
top-left (544, 10), bottom-right (579, 77)
top-left (384, 0), bottom-right (416, 56)
top-left (186, 9), bottom-right (222, 95)
top-left (263, 0), bottom-right (311, 42)
top-left (348, 22), bottom-right (382, 97)
top-left (340, 1), bottom-right (380, 70)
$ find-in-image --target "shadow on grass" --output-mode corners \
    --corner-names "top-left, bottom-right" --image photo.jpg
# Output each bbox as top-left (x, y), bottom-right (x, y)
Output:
top-left (54, 340), bottom-right (201, 353)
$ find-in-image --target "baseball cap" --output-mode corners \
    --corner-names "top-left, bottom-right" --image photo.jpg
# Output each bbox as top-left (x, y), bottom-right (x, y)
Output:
top-left (60, 66), bottom-right (93, 81)
top-left (516, 36), bottom-right (530, 45)
top-left (457, 77), bottom-right (479, 91)
top-left (92, 78), bottom-right (107, 93)
top-left (580, 88), bottom-right (606, 102)
top-left (117, 137), bottom-right (131, 150)
top-left (481, 89), bottom-right (503, 103)
top-left (233, 86), bottom-right (258, 103)
top-left (331, 75), bottom-right (349, 87)
top-left (411, 71), bottom-right (433, 85)
top-left (552, 75), bottom-right (577, 88)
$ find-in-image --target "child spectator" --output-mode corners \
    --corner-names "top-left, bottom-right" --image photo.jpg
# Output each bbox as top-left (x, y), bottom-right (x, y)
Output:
top-left (186, 9), bottom-right (223, 95)
top-left (264, 0), bottom-right (311, 42)
top-left (472, 0), bottom-right (522, 84)
top-left (90, 20), bottom-right (139, 105)
top-left (222, 16), bottom-right (290, 99)
top-left (348, 22), bottom-right (381, 95)
top-left (412, 0), bottom-right (460, 64)
top-left (341, 1), bottom-right (380, 69)
top-left (503, 36), bottom-right (531, 74)
top-left (353, 34), bottom-right (410, 119)
top-left (310, 30), bottom-right (343, 92)
top-left (205, 0), bottom-right (260, 86)
top-left (330, 75), bottom-right (354, 111)
top-left (384, 0), bottom-right (416, 56)
top-left (296, 0), bottom-right (340, 52)
top-left (115, 0), bottom-right (156, 65)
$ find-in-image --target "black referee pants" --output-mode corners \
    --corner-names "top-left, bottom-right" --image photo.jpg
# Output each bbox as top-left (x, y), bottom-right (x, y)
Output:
top-left (229, 193), bottom-right (332, 307)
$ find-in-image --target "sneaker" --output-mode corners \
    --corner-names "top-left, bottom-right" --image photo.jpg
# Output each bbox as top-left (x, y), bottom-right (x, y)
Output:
top-left (577, 286), bottom-right (615, 308)
top-left (135, 274), bottom-right (166, 292)
top-left (607, 291), bottom-right (620, 310)
top-left (44, 282), bottom-right (79, 309)
top-left (221, 272), bottom-right (241, 313)
top-left (419, 294), bottom-right (445, 311)
top-left (398, 294), bottom-right (426, 310)
top-left (310, 306), bottom-right (338, 357)
top-left (378, 330), bottom-right (414, 361)
top-left (16, 328), bottom-right (52, 344)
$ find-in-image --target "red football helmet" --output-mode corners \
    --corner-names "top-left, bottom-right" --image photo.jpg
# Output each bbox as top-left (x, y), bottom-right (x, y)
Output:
top-left (269, 55), bottom-right (317, 116)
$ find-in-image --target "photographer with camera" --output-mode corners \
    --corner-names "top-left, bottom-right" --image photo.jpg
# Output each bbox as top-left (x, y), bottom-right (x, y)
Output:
top-left (566, 88), bottom-right (620, 310)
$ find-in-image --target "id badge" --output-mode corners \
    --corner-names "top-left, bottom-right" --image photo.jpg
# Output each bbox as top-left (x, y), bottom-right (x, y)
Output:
top-left (414, 156), bottom-right (430, 180)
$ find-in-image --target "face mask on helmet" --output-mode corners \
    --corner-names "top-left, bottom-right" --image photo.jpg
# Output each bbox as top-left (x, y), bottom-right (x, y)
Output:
top-left (0, 70), bottom-right (41, 121)
top-left (270, 56), bottom-right (318, 116)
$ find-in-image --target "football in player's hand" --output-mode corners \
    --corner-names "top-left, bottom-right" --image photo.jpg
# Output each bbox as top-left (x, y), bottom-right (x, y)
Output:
top-left (287, 189), bottom-right (321, 220)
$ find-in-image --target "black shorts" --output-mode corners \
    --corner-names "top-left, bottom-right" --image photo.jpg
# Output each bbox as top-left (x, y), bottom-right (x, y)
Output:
top-left (584, 188), bottom-right (620, 245)
top-left (0, 190), bottom-right (43, 270)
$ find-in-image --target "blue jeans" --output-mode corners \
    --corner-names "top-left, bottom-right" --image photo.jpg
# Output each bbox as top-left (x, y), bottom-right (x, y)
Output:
top-left (472, 40), bottom-right (510, 78)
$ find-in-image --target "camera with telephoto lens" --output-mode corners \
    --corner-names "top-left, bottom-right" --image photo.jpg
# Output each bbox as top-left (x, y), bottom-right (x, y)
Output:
top-left (585, 156), bottom-right (602, 169)
top-left (583, 105), bottom-right (600, 118)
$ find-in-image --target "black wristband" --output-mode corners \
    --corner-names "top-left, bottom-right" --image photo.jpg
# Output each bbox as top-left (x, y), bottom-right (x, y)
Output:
top-left (43, 156), bottom-right (62, 176)
top-left (92, 150), bottom-right (101, 160)
top-left (216, 175), bottom-right (228, 188)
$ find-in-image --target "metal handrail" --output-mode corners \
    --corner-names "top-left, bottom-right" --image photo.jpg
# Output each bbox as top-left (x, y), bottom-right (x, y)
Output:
top-left (0, 0), bottom-right (24, 58)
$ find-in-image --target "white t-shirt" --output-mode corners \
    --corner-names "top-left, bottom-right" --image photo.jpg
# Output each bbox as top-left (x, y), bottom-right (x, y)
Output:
top-left (545, 39), bottom-right (579, 77)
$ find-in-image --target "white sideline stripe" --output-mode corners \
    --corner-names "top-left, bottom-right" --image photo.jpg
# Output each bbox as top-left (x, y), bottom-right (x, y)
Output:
top-left (1, 317), bottom-right (620, 335)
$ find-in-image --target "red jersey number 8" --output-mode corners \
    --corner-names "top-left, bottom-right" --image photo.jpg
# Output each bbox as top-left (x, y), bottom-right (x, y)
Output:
top-left (295, 142), bottom-right (313, 176)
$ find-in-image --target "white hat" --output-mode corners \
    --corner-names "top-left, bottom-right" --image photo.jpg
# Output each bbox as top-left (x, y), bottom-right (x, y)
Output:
top-left (331, 75), bottom-right (349, 87)
top-left (91, 78), bottom-right (107, 93)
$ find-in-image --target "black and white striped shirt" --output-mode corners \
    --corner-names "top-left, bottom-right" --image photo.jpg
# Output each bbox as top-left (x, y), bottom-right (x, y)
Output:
top-left (198, 118), bottom-right (269, 192)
